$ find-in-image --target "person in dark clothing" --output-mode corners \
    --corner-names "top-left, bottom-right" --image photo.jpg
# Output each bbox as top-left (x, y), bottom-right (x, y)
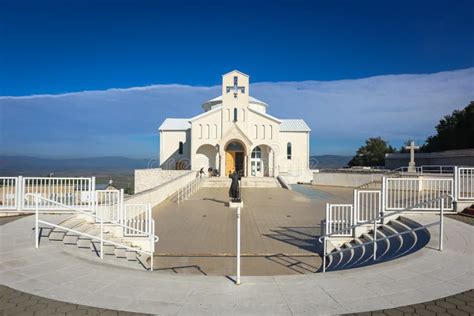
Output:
top-left (229, 170), bottom-right (241, 201)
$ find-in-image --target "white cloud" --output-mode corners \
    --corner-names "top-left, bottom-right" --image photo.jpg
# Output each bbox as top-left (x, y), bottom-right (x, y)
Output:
top-left (1, 68), bottom-right (473, 157)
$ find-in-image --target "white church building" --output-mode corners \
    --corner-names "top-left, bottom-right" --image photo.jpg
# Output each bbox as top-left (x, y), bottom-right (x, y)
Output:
top-left (158, 70), bottom-right (312, 182)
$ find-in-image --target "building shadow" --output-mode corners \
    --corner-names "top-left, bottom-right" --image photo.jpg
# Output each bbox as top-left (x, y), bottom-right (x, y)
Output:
top-left (263, 226), bottom-right (324, 254)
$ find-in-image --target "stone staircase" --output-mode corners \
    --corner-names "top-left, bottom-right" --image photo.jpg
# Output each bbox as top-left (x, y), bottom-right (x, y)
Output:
top-left (44, 216), bottom-right (151, 269)
top-left (201, 177), bottom-right (281, 188)
top-left (324, 216), bottom-right (430, 272)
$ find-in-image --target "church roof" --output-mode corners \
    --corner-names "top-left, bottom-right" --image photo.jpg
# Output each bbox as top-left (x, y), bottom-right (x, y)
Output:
top-left (159, 118), bottom-right (191, 131)
top-left (280, 119), bottom-right (311, 132)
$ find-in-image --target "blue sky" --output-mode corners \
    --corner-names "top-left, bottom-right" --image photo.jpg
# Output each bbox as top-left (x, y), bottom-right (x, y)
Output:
top-left (0, 0), bottom-right (473, 158)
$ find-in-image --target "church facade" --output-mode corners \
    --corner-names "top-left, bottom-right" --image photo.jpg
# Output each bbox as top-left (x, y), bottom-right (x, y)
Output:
top-left (158, 70), bottom-right (311, 181)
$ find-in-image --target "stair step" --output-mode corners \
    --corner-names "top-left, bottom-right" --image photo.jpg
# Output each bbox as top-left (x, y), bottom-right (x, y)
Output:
top-left (137, 254), bottom-right (151, 269)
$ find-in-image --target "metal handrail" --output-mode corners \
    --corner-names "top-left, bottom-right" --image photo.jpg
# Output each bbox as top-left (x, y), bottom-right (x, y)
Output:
top-left (28, 193), bottom-right (158, 271)
top-left (318, 194), bottom-right (451, 243)
top-left (320, 195), bottom-right (447, 272)
top-left (25, 193), bottom-right (158, 241)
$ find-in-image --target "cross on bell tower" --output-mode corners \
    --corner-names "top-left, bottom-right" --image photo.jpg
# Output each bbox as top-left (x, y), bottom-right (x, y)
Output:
top-left (226, 76), bottom-right (245, 98)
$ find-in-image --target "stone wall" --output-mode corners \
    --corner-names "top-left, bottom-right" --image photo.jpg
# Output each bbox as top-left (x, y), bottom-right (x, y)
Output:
top-left (385, 149), bottom-right (474, 169)
top-left (127, 170), bottom-right (197, 208)
top-left (312, 171), bottom-right (384, 188)
top-left (134, 169), bottom-right (190, 194)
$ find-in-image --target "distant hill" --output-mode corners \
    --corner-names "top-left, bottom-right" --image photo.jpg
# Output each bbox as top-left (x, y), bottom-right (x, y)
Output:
top-left (310, 155), bottom-right (352, 169)
top-left (0, 156), bottom-right (153, 176)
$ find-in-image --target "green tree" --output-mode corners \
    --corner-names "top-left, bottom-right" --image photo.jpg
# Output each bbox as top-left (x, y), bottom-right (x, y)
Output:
top-left (421, 102), bottom-right (474, 152)
top-left (348, 137), bottom-right (395, 167)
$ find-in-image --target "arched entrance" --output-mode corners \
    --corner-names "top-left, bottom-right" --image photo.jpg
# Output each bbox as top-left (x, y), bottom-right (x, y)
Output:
top-left (225, 140), bottom-right (246, 177)
top-left (250, 144), bottom-right (275, 177)
top-left (195, 144), bottom-right (218, 172)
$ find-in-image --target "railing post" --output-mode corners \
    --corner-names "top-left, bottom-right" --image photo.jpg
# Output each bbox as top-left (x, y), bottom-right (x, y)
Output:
top-left (373, 220), bottom-right (377, 260)
top-left (149, 208), bottom-right (154, 272)
top-left (381, 176), bottom-right (386, 224)
top-left (439, 198), bottom-right (444, 251)
top-left (353, 190), bottom-right (358, 226)
top-left (91, 177), bottom-right (96, 212)
top-left (100, 213), bottom-right (104, 259)
top-left (453, 166), bottom-right (458, 202)
top-left (120, 189), bottom-right (124, 223)
top-left (35, 195), bottom-right (39, 249)
top-left (17, 176), bottom-right (23, 211)
top-left (322, 236), bottom-right (327, 273)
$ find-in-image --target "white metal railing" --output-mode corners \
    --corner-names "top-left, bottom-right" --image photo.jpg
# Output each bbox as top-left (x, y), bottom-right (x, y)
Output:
top-left (177, 175), bottom-right (202, 204)
top-left (325, 204), bottom-right (353, 236)
top-left (22, 177), bottom-right (95, 211)
top-left (398, 165), bottom-right (455, 175)
top-left (123, 203), bottom-right (153, 237)
top-left (95, 189), bottom-right (123, 223)
top-left (320, 195), bottom-right (447, 272)
top-left (355, 190), bottom-right (381, 223)
top-left (456, 167), bottom-right (474, 201)
top-left (28, 193), bottom-right (158, 271)
top-left (0, 177), bottom-right (18, 209)
top-left (384, 177), bottom-right (453, 211)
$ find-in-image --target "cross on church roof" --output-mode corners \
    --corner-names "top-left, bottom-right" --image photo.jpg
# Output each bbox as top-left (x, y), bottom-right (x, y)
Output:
top-left (226, 76), bottom-right (245, 98)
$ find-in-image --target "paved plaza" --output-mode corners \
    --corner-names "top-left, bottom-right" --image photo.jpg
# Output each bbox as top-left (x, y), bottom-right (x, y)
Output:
top-left (151, 186), bottom-right (353, 275)
top-left (0, 186), bottom-right (472, 314)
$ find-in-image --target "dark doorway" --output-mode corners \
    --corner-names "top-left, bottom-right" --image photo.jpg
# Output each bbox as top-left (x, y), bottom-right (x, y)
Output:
top-left (235, 152), bottom-right (244, 177)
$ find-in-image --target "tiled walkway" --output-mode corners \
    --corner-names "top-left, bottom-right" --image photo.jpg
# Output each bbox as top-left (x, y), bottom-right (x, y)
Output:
top-left (348, 289), bottom-right (474, 316)
top-left (0, 284), bottom-right (149, 316)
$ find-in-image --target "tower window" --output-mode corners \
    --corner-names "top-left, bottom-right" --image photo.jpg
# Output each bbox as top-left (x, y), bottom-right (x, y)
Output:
top-left (179, 141), bottom-right (184, 155)
top-left (287, 142), bottom-right (292, 160)
top-left (233, 108), bottom-right (238, 122)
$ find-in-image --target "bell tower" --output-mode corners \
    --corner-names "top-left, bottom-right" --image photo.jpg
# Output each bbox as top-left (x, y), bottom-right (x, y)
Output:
top-left (221, 70), bottom-right (250, 129)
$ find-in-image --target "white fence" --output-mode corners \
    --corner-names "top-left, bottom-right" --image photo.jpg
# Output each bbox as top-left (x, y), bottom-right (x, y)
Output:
top-left (355, 190), bottom-right (381, 223)
top-left (326, 171), bottom-right (464, 238)
top-left (457, 167), bottom-right (474, 201)
top-left (177, 176), bottom-right (202, 204)
top-left (384, 177), bottom-right (453, 211)
top-left (0, 176), bottom-right (155, 241)
top-left (325, 204), bottom-right (353, 236)
top-left (123, 203), bottom-right (153, 237)
top-left (0, 177), bottom-right (18, 210)
top-left (0, 176), bottom-right (95, 211)
top-left (95, 189), bottom-right (123, 223)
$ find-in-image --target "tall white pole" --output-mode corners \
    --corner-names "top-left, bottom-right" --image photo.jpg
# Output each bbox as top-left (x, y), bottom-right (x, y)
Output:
top-left (236, 206), bottom-right (241, 285)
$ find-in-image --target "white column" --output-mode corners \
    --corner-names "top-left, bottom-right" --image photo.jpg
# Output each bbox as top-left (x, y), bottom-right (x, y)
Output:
top-left (236, 206), bottom-right (241, 285)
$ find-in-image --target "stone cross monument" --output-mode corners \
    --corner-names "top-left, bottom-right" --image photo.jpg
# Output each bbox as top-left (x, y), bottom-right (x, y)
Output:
top-left (404, 141), bottom-right (419, 173)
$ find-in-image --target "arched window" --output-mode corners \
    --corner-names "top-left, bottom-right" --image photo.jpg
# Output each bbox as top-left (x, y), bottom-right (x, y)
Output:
top-left (269, 125), bottom-right (273, 140)
top-left (262, 125), bottom-right (265, 139)
top-left (251, 146), bottom-right (262, 159)
top-left (198, 124), bottom-right (202, 139)
top-left (233, 108), bottom-right (238, 122)
top-left (178, 142), bottom-right (184, 155)
top-left (206, 124), bottom-right (210, 139)
top-left (254, 125), bottom-right (258, 139)
top-left (287, 142), bottom-right (292, 160)
top-left (214, 124), bottom-right (218, 139)
top-left (242, 109), bottom-right (246, 121)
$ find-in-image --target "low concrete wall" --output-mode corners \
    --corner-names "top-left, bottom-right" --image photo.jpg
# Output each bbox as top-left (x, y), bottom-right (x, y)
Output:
top-left (279, 170), bottom-right (314, 184)
top-left (385, 149), bottom-right (474, 169)
top-left (312, 171), bottom-right (383, 188)
top-left (126, 171), bottom-right (197, 208)
top-left (134, 169), bottom-right (190, 194)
